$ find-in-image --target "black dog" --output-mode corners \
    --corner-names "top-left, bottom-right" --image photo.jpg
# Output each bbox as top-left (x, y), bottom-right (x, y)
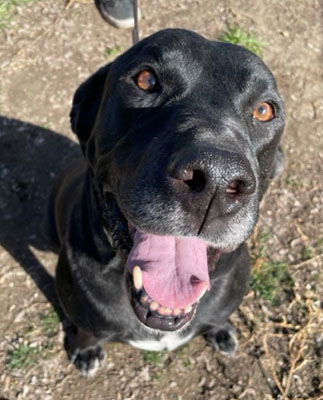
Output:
top-left (47, 29), bottom-right (285, 376)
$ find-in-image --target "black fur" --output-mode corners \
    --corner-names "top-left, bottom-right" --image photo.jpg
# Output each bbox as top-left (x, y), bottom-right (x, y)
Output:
top-left (47, 29), bottom-right (285, 375)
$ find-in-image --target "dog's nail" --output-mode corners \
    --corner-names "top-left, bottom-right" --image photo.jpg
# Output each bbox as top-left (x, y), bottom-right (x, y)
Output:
top-left (133, 265), bottom-right (143, 291)
top-left (150, 301), bottom-right (159, 311)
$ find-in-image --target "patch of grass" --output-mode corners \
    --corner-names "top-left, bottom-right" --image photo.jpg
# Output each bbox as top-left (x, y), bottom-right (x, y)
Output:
top-left (302, 246), bottom-right (315, 261)
top-left (142, 350), bottom-right (164, 364)
top-left (311, 272), bottom-right (320, 282)
top-left (104, 45), bottom-right (124, 59)
top-left (39, 308), bottom-right (60, 337)
top-left (251, 260), bottom-right (294, 306)
top-left (152, 370), bottom-right (167, 382)
top-left (6, 344), bottom-right (41, 370)
top-left (314, 238), bottom-right (323, 254)
top-left (175, 346), bottom-right (192, 366)
top-left (286, 175), bottom-right (302, 188)
top-left (218, 26), bottom-right (265, 55)
top-left (250, 230), bottom-right (272, 263)
top-left (0, 0), bottom-right (34, 28)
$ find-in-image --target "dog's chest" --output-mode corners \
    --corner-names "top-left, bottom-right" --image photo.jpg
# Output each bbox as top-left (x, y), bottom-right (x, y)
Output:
top-left (128, 331), bottom-right (194, 352)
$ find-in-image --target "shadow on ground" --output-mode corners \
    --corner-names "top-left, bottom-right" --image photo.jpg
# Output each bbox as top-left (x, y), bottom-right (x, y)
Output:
top-left (0, 116), bottom-right (81, 315)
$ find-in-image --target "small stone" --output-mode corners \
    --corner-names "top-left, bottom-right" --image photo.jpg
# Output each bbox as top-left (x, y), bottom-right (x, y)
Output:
top-left (280, 31), bottom-right (290, 37)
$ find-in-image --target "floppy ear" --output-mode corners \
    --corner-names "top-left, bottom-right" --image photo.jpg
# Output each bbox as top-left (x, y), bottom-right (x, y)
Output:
top-left (70, 64), bottom-right (111, 147)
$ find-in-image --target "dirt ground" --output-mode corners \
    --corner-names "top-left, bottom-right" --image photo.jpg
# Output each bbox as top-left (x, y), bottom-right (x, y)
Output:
top-left (0, 0), bottom-right (322, 399)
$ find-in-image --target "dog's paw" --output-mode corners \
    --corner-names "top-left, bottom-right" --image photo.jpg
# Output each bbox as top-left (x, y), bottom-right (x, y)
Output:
top-left (71, 344), bottom-right (106, 377)
top-left (206, 325), bottom-right (238, 357)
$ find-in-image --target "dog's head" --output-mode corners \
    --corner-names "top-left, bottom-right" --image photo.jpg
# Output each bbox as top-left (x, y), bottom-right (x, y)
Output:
top-left (71, 29), bottom-right (285, 331)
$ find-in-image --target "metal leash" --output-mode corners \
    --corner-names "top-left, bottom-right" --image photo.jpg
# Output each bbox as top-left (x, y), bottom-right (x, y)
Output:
top-left (132, 0), bottom-right (140, 44)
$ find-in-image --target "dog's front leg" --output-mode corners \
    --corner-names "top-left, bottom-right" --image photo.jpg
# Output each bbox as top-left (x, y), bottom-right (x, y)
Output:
top-left (56, 246), bottom-right (107, 376)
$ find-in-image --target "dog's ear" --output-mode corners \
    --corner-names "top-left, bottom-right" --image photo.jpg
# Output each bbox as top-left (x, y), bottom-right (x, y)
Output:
top-left (70, 64), bottom-right (111, 146)
top-left (271, 146), bottom-right (284, 179)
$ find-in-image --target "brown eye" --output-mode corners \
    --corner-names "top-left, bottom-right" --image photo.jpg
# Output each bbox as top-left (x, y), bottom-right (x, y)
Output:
top-left (253, 102), bottom-right (275, 122)
top-left (135, 70), bottom-right (157, 91)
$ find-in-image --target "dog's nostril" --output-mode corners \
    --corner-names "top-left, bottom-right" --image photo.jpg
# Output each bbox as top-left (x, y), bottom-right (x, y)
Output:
top-left (225, 179), bottom-right (246, 197)
top-left (184, 169), bottom-right (206, 192)
top-left (178, 169), bottom-right (194, 181)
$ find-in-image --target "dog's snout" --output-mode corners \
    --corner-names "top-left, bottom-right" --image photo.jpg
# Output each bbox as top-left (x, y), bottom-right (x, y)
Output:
top-left (168, 147), bottom-right (256, 213)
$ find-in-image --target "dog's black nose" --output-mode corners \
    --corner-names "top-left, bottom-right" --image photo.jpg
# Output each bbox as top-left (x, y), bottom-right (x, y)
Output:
top-left (168, 146), bottom-right (256, 213)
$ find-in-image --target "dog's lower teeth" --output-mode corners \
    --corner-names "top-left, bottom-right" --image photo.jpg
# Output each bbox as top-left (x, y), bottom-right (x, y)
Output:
top-left (133, 265), bottom-right (143, 291)
top-left (159, 307), bottom-right (172, 316)
top-left (150, 301), bottom-right (159, 311)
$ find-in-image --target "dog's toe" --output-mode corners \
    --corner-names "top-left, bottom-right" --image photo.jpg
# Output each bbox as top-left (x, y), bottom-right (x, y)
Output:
top-left (71, 344), bottom-right (106, 377)
top-left (206, 324), bottom-right (238, 357)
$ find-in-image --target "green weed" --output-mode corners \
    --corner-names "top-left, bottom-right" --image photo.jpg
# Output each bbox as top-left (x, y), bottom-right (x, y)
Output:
top-left (176, 346), bottom-right (192, 366)
top-left (104, 45), bottom-right (124, 58)
top-left (315, 238), bottom-right (323, 254)
top-left (286, 175), bottom-right (302, 188)
top-left (39, 308), bottom-right (60, 337)
top-left (251, 260), bottom-right (294, 306)
top-left (302, 246), bottom-right (315, 261)
top-left (142, 350), bottom-right (165, 364)
top-left (0, 0), bottom-right (34, 28)
top-left (152, 370), bottom-right (167, 382)
top-left (6, 343), bottom-right (41, 370)
top-left (218, 26), bottom-right (265, 55)
top-left (250, 230), bottom-right (272, 262)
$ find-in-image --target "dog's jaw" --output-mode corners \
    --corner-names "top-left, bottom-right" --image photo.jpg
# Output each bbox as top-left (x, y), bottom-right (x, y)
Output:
top-left (127, 272), bottom-right (197, 331)
top-left (96, 185), bottom-right (222, 332)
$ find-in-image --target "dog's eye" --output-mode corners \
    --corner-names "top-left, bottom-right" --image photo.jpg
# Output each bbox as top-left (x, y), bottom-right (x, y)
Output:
top-left (135, 70), bottom-right (157, 91)
top-left (253, 102), bottom-right (275, 122)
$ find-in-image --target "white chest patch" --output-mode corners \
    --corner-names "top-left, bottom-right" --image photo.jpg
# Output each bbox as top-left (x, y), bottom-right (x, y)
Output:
top-left (129, 332), bottom-right (194, 352)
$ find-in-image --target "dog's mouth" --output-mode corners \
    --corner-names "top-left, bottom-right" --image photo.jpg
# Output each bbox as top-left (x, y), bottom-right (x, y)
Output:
top-left (96, 190), bottom-right (220, 331)
top-left (126, 228), bottom-right (218, 331)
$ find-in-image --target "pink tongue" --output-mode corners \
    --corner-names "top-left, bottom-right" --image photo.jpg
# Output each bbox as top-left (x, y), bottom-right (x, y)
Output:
top-left (127, 231), bottom-right (209, 309)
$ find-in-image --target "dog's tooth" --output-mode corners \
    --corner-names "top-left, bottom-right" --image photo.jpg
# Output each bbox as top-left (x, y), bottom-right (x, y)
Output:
top-left (159, 307), bottom-right (172, 316)
top-left (197, 285), bottom-right (209, 301)
top-left (149, 301), bottom-right (159, 312)
top-left (184, 306), bottom-right (192, 314)
top-left (133, 265), bottom-right (143, 291)
top-left (173, 308), bottom-right (182, 316)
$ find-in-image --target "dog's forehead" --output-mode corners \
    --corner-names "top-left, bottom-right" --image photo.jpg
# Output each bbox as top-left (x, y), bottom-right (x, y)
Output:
top-left (117, 29), bottom-right (276, 92)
